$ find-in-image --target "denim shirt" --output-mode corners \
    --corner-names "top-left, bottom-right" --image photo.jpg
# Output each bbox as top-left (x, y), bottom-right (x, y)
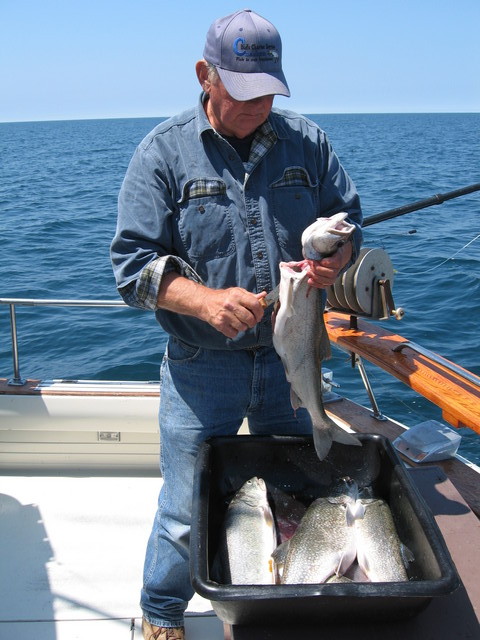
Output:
top-left (111, 93), bottom-right (362, 350)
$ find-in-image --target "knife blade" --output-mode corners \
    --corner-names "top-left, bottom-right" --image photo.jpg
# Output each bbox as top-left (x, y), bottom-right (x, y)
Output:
top-left (259, 284), bottom-right (280, 309)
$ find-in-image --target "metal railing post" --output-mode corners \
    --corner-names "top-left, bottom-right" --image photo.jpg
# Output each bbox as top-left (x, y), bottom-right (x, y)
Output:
top-left (8, 303), bottom-right (25, 385)
top-left (1, 297), bottom-right (128, 384)
top-left (353, 354), bottom-right (387, 421)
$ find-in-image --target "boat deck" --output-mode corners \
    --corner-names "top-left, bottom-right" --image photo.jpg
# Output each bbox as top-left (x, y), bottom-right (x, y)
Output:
top-left (1, 467), bottom-right (478, 639)
top-left (0, 472), bottom-right (223, 640)
top-left (1, 377), bottom-right (479, 638)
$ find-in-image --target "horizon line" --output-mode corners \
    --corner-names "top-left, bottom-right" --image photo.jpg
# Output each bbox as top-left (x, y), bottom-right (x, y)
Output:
top-left (1, 110), bottom-right (479, 125)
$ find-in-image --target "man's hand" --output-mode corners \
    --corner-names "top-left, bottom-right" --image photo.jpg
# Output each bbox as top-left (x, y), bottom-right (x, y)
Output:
top-left (200, 287), bottom-right (266, 338)
top-left (157, 273), bottom-right (266, 338)
top-left (305, 240), bottom-right (353, 289)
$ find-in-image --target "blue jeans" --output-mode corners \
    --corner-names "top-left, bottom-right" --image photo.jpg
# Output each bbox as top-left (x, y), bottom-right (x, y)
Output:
top-left (141, 337), bottom-right (312, 627)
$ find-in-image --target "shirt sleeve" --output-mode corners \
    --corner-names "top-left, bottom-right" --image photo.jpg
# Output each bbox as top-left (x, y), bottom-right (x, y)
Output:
top-left (118, 255), bottom-right (204, 310)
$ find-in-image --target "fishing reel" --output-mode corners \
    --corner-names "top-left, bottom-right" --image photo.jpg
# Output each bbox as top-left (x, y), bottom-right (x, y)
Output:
top-left (327, 248), bottom-right (405, 321)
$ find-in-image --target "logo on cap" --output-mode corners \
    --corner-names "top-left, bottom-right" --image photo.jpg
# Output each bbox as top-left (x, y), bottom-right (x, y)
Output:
top-left (233, 37), bottom-right (280, 62)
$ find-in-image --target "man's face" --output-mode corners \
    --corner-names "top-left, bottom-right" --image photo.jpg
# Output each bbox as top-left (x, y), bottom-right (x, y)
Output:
top-left (205, 73), bottom-right (274, 139)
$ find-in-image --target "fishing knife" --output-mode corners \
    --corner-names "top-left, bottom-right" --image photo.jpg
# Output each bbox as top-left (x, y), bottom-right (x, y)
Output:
top-left (259, 284), bottom-right (280, 309)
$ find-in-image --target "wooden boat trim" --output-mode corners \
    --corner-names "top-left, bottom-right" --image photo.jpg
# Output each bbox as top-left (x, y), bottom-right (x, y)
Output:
top-left (325, 311), bottom-right (480, 434)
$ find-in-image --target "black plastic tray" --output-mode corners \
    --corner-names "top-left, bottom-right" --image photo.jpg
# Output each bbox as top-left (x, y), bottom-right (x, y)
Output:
top-left (190, 434), bottom-right (459, 625)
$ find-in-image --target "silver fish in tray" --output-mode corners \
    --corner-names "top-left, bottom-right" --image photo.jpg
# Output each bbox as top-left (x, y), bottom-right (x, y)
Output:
top-left (272, 477), bottom-right (362, 584)
top-left (355, 498), bottom-right (413, 582)
top-left (213, 477), bottom-right (277, 585)
top-left (272, 214), bottom-right (361, 460)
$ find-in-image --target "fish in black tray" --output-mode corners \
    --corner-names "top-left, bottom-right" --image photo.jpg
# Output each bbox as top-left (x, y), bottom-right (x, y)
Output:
top-left (355, 498), bottom-right (414, 582)
top-left (212, 477), bottom-right (277, 585)
top-left (272, 477), bottom-right (364, 584)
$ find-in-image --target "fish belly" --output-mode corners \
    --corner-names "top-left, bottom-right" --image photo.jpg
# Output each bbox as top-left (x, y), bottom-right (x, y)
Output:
top-left (213, 478), bottom-right (277, 585)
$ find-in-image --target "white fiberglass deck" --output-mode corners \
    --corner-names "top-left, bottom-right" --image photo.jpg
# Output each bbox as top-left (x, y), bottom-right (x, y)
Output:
top-left (0, 474), bottom-right (224, 640)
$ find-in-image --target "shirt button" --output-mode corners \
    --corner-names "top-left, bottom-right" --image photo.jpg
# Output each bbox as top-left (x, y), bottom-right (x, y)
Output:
top-left (251, 218), bottom-right (258, 225)
top-left (257, 251), bottom-right (264, 259)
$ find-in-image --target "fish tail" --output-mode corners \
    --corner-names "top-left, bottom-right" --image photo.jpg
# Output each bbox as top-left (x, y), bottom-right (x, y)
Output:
top-left (330, 423), bottom-right (362, 448)
top-left (312, 426), bottom-right (333, 460)
top-left (335, 544), bottom-right (357, 578)
top-left (312, 422), bottom-right (362, 460)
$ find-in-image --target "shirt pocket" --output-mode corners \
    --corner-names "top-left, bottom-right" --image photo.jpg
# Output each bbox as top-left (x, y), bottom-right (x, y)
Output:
top-left (269, 167), bottom-right (319, 258)
top-left (177, 178), bottom-right (236, 260)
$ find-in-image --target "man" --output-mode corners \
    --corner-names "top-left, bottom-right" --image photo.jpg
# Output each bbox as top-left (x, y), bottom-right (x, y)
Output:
top-left (111, 9), bottom-right (362, 639)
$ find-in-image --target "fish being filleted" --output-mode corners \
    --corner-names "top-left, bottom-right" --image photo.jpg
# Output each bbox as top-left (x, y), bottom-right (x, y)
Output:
top-left (212, 477), bottom-right (277, 585)
top-left (272, 477), bottom-right (362, 584)
top-left (355, 498), bottom-right (413, 582)
top-left (272, 214), bottom-right (361, 460)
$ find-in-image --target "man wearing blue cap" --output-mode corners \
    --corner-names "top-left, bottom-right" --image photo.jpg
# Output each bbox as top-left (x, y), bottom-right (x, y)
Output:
top-left (111, 9), bottom-right (362, 639)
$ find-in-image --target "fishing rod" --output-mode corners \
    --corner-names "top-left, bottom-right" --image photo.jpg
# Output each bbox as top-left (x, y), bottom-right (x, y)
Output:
top-left (362, 183), bottom-right (480, 227)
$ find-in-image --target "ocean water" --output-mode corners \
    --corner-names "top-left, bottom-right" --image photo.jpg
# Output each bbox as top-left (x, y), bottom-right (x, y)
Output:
top-left (1, 113), bottom-right (479, 464)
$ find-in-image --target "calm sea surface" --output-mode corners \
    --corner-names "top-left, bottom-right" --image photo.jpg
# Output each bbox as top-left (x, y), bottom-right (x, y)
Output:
top-left (1, 113), bottom-right (479, 464)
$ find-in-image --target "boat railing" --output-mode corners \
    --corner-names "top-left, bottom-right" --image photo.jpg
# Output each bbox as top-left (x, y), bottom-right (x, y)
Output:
top-left (393, 341), bottom-right (480, 388)
top-left (2, 298), bottom-right (480, 425)
top-left (0, 297), bottom-right (128, 386)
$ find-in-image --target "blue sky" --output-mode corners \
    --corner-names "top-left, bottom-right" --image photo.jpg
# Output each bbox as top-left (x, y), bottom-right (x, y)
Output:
top-left (2, 0), bottom-right (479, 122)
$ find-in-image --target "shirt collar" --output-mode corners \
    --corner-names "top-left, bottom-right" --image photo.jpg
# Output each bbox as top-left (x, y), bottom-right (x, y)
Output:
top-left (196, 92), bottom-right (214, 139)
top-left (195, 91), bottom-right (279, 147)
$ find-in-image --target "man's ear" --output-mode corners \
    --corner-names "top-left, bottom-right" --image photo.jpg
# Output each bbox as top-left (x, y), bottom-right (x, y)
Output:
top-left (195, 60), bottom-right (210, 92)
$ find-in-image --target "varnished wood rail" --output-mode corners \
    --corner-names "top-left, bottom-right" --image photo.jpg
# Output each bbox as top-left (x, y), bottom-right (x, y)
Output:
top-left (325, 311), bottom-right (480, 435)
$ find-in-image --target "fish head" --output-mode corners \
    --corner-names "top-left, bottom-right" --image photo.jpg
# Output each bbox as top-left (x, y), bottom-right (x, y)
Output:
top-left (233, 476), bottom-right (268, 507)
top-left (276, 261), bottom-right (309, 318)
top-left (327, 476), bottom-right (359, 505)
top-left (301, 212), bottom-right (356, 260)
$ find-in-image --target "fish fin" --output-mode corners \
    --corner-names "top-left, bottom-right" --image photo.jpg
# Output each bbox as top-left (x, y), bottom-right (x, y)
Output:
top-left (319, 323), bottom-right (332, 361)
top-left (271, 540), bottom-right (289, 566)
top-left (356, 547), bottom-right (371, 579)
top-left (335, 544), bottom-right (357, 577)
top-left (262, 505), bottom-right (275, 528)
top-left (401, 543), bottom-right (415, 567)
top-left (330, 423), bottom-right (362, 448)
top-left (290, 388), bottom-right (303, 411)
top-left (345, 499), bottom-right (366, 526)
top-left (282, 276), bottom-right (296, 318)
top-left (271, 540), bottom-right (289, 583)
top-left (312, 422), bottom-right (361, 461)
top-left (312, 425), bottom-right (334, 460)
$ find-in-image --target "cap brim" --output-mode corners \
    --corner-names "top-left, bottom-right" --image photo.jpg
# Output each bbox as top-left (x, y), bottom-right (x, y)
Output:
top-left (217, 68), bottom-right (290, 101)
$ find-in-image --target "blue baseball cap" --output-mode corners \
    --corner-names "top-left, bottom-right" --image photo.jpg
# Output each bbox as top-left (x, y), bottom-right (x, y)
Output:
top-left (203, 9), bottom-right (290, 101)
